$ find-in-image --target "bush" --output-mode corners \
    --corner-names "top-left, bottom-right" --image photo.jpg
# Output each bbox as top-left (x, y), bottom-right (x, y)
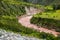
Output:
top-left (0, 0), bottom-right (60, 40)
top-left (53, 5), bottom-right (60, 10)
top-left (30, 16), bottom-right (60, 32)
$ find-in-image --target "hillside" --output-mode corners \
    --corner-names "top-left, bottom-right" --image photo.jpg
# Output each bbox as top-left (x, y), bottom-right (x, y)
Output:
top-left (31, 10), bottom-right (60, 32)
top-left (22, 0), bottom-right (60, 5)
top-left (0, 0), bottom-right (60, 40)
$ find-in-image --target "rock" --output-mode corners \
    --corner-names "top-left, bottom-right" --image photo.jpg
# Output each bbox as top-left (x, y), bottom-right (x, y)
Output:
top-left (0, 29), bottom-right (40, 40)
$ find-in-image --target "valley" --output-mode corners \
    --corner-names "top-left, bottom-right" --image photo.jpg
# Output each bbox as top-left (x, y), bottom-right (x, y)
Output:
top-left (0, 0), bottom-right (60, 40)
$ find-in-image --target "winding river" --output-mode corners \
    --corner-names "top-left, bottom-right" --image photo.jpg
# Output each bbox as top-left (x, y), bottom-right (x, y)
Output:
top-left (18, 7), bottom-right (60, 37)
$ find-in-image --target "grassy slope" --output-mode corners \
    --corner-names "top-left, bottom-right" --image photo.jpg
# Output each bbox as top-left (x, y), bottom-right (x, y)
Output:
top-left (34, 10), bottom-right (60, 20)
top-left (31, 10), bottom-right (60, 32)
top-left (0, 0), bottom-right (60, 40)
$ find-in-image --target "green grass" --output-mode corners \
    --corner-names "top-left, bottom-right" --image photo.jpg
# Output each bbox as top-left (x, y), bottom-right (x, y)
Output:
top-left (2, 0), bottom-right (42, 8)
top-left (0, 14), bottom-right (58, 40)
top-left (0, 0), bottom-right (60, 40)
top-left (31, 10), bottom-right (60, 32)
top-left (34, 10), bottom-right (60, 20)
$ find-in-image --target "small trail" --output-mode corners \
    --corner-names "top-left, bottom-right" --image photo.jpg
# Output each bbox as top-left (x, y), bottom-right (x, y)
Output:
top-left (18, 7), bottom-right (60, 37)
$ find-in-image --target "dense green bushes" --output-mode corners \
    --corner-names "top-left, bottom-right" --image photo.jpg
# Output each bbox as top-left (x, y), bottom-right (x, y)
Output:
top-left (0, 15), bottom-right (58, 40)
top-left (0, 16), bottom-right (59, 40)
top-left (53, 5), bottom-right (60, 10)
top-left (30, 16), bottom-right (60, 32)
top-left (0, 1), bottom-right (26, 16)
top-left (0, 0), bottom-right (60, 40)
top-left (0, 1), bottom-right (25, 32)
top-left (30, 11), bottom-right (60, 32)
top-left (22, 0), bottom-right (60, 6)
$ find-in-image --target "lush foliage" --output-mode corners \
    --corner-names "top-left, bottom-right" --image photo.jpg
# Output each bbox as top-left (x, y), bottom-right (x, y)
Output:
top-left (1, 15), bottom-right (59, 40)
top-left (0, 0), bottom-right (60, 40)
top-left (22, 0), bottom-right (60, 5)
top-left (30, 10), bottom-right (60, 32)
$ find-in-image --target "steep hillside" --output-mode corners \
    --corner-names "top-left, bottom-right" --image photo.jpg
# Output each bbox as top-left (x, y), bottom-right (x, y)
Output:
top-left (30, 10), bottom-right (60, 32)
top-left (0, 0), bottom-right (60, 40)
top-left (22, 0), bottom-right (60, 5)
top-left (0, 0), bottom-right (26, 16)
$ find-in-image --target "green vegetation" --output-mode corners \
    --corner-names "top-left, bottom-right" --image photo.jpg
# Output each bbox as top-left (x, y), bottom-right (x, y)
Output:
top-left (0, 15), bottom-right (60, 40)
top-left (1, 15), bottom-right (59, 40)
top-left (2, 0), bottom-right (42, 8)
top-left (34, 10), bottom-right (60, 20)
top-left (0, 0), bottom-right (60, 40)
top-left (30, 10), bottom-right (60, 32)
top-left (22, 0), bottom-right (60, 5)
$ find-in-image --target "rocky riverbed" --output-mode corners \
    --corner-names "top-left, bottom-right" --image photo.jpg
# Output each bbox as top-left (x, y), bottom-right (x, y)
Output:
top-left (0, 29), bottom-right (41, 40)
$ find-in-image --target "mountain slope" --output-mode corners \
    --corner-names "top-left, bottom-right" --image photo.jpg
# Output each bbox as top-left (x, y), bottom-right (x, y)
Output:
top-left (22, 0), bottom-right (60, 5)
